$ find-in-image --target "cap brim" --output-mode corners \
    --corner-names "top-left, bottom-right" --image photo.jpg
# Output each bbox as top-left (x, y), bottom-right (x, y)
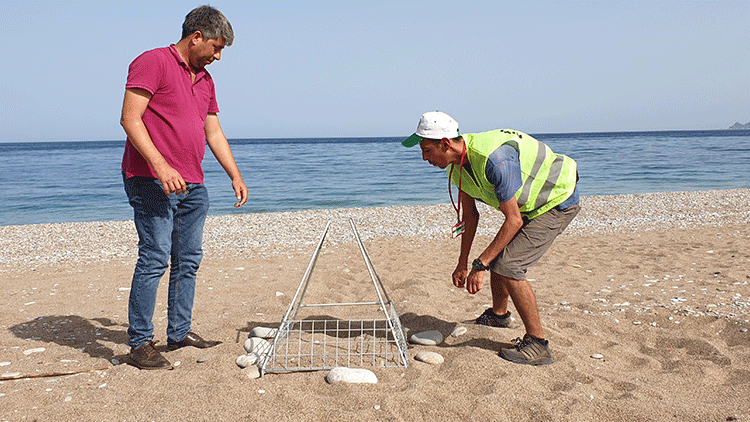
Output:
top-left (402, 133), bottom-right (423, 147)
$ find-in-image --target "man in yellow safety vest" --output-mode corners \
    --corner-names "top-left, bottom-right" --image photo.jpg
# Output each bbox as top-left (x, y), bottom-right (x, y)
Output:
top-left (403, 111), bottom-right (580, 365)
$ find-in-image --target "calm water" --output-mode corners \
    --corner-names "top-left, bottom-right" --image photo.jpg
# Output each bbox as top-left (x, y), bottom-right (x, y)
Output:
top-left (1, 130), bottom-right (748, 226)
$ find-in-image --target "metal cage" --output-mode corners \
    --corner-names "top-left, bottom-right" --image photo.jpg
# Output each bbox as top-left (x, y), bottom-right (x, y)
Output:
top-left (259, 219), bottom-right (409, 375)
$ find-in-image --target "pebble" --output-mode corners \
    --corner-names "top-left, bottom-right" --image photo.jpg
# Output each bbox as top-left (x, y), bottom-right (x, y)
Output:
top-left (409, 330), bottom-right (443, 346)
top-left (111, 358), bottom-right (119, 365)
top-left (741, 328), bottom-right (748, 333)
top-left (244, 337), bottom-right (272, 355)
top-left (0, 362), bottom-right (10, 367)
top-left (450, 326), bottom-right (467, 337)
top-left (23, 347), bottom-right (45, 355)
top-left (243, 365), bottom-right (261, 379)
top-left (591, 353), bottom-right (605, 359)
top-left (197, 356), bottom-right (210, 363)
top-left (173, 361), bottom-right (181, 367)
top-left (415, 351), bottom-right (444, 365)
top-left (236, 354), bottom-right (258, 368)
top-left (326, 367), bottom-right (378, 384)
top-left (251, 326), bottom-right (278, 339)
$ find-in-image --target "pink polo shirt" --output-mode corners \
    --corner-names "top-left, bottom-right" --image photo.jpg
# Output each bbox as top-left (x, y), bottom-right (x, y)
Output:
top-left (121, 45), bottom-right (220, 184)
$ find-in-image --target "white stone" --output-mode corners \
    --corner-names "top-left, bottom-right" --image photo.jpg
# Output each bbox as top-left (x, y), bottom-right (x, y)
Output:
top-left (23, 347), bottom-right (45, 355)
top-left (326, 367), bottom-right (378, 384)
top-left (590, 353), bottom-right (604, 359)
top-left (450, 326), bottom-right (467, 337)
top-left (243, 365), bottom-right (261, 379)
top-left (244, 337), bottom-right (272, 355)
top-left (236, 354), bottom-right (258, 368)
top-left (0, 362), bottom-right (10, 367)
top-left (415, 351), bottom-right (444, 365)
top-left (409, 330), bottom-right (443, 346)
top-left (251, 326), bottom-right (278, 339)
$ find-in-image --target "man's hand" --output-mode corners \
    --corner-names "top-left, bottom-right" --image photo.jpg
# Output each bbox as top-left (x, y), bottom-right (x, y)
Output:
top-left (452, 264), bottom-right (468, 289)
top-left (153, 162), bottom-right (187, 196)
top-left (466, 269), bottom-right (485, 294)
top-left (232, 178), bottom-right (248, 207)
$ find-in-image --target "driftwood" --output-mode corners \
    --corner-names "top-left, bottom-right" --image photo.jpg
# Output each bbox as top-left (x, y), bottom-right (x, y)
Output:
top-left (0, 364), bottom-right (111, 380)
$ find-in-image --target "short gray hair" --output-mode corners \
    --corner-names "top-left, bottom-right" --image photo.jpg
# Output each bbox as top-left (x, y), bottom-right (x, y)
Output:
top-left (181, 5), bottom-right (234, 46)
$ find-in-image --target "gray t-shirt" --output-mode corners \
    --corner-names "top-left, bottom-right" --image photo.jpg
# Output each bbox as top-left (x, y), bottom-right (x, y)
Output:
top-left (482, 145), bottom-right (579, 210)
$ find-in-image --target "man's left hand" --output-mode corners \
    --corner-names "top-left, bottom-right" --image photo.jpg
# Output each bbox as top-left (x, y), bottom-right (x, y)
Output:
top-left (466, 269), bottom-right (485, 294)
top-left (233, 179), bottom-right (248, 207)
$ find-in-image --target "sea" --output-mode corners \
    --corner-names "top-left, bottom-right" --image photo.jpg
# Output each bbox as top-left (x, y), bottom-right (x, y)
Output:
top-left (1, 130), bottom-right (748, 226)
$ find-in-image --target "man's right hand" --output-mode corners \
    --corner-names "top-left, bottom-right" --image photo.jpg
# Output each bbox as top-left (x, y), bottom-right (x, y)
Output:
top-left (452, 265), bottom-right (468, 289)
top-left (154, 163), bottom-right (187, 195)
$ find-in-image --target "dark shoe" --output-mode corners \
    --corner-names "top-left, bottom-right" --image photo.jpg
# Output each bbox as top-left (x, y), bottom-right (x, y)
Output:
top-left (129, 340), bottom-right (172, 370)
top-left (167, 332), bottom-right (222, 351)
top-left (475, 308), bottom-right (514, 328)
top-left (499, 333), bottom-right (553, 366)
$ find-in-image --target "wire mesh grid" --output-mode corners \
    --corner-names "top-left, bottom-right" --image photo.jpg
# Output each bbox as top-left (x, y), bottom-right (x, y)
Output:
top-left (259, 219), bottom-right (409, 375)
top-left (263, 316), bottom-right (406, 372)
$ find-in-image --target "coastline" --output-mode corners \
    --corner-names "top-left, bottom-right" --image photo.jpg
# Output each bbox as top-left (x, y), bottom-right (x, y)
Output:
top-left (1, 189), bottom-right (749, 421)
top-left (1, 189), bottom-right (748, 270)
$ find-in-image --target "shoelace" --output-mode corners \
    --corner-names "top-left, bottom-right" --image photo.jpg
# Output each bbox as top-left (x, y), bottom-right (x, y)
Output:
top-left (142, 340), bottom-right (160, 354)
top-left (510, 336), bottom-right (533, 350)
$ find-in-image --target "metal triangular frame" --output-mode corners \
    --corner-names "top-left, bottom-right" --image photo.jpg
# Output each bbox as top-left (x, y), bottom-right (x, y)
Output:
top-left (259, 218), bottom-right (409, 376)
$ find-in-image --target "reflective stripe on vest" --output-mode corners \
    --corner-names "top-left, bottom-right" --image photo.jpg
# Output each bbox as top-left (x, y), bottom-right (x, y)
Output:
top-left (447, 129), bottom-right (577, 220)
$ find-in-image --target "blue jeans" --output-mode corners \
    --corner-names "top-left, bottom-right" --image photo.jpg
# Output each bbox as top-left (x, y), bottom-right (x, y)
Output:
top-left (123, 175), bottom-right (209, 349)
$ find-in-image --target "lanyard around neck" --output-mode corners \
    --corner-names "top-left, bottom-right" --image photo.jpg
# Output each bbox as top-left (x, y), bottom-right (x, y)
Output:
top-left (448, 143), bottom-right (467, 223)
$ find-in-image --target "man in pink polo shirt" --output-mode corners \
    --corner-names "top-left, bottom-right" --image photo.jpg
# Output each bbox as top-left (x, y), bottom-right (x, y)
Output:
top-left (120, 5), bottom-right (248, 370)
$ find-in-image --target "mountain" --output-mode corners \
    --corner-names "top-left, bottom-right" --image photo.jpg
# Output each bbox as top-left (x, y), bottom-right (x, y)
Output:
top-left (728, 121), bottom-right (750, 129)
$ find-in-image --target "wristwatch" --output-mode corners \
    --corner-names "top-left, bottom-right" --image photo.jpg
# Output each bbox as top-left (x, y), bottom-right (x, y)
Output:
top-left (472, 258), bottom-right (491, 271)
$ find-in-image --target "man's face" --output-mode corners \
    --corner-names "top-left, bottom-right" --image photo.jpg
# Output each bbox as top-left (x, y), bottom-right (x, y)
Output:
top-left (190, 34), bottom-right (226, 69)
top-left (419, 139), bottom-right (450, 169)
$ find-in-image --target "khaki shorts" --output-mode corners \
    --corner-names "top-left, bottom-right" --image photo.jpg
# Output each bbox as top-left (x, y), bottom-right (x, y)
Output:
top-left (491, 203), bottom-right (580, 280)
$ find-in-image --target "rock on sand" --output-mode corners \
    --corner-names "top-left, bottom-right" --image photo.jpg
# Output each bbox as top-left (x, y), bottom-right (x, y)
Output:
top-left (326, 367), bottom-right (378, 384)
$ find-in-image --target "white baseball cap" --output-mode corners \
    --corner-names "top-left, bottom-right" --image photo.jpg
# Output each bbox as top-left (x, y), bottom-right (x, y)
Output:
top-left (402, 111), bottom-right (460, 147)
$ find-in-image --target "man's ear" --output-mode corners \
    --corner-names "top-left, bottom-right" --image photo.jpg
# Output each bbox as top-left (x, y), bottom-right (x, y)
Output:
top-left (189, 30), bottom-right (204, 45)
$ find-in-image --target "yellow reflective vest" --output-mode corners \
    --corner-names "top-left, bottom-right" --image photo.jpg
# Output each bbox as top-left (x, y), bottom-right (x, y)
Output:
top-left (448, 129), bottom-right (577, 220)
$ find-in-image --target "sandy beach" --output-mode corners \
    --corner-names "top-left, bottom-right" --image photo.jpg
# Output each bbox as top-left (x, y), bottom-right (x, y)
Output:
top-left (1, 189), bottom-right (748, 422)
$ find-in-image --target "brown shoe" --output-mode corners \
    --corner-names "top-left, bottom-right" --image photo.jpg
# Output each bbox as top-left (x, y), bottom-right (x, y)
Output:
top-left (129, 340), bottom-right (172, 370)
top-left (498, 334), bottom-right (553, 366)
top-left (167, 332), bottom-right (222, 351)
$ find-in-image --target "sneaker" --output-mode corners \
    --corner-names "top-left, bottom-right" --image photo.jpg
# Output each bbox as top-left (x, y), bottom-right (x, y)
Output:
top-left (499, 334), bottom-right (553, 366)
top-left (474, 308), bottom-right (513, 328)
top-left (129, 340), bottom-right (173, 370)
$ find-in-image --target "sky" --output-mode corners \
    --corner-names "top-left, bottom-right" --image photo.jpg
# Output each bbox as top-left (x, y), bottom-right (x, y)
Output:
top-left (2, 0), bottom-right (748, 142)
